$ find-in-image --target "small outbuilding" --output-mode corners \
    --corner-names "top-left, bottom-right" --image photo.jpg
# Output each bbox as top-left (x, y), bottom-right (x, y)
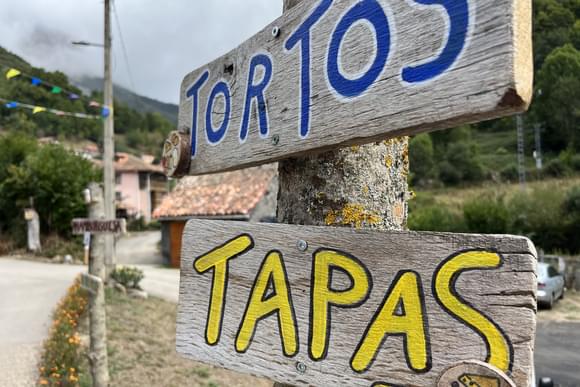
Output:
top-left (152, 165), bottom-right (278, 268)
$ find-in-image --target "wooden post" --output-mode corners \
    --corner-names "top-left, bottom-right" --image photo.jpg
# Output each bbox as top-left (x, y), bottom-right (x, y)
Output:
top-left (274, 4), bottom-right (408, 387)
top-left (87, 183), bottom-right (110, 387)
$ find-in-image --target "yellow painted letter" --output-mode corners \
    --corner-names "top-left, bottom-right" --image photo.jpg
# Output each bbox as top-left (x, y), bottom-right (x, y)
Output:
top-left (194, 234), bottom-right (254, 346)
top-left (310, 249), bottom-right (371, 361)
top-left (236, 250), bottom-right (298, 356)
top-left (434, 250), bottom-right (511, 372)
top-left (351, 271), bottom-right (430, 373)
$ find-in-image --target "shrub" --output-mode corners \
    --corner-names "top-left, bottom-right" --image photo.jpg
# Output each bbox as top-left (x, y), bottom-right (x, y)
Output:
top-left (500, 164), bottom-right (519, 182)
top-left (111, 266), bottom-right (144, 289)
top-left (408, 205), bottom-right (466, 232)
top-left (409, 134), bottom-right (437, 186)
top-left (464, 195), bottom-right (510, 234)
top-left (571, 154), bottom-right (580, 171)
top-left (544, 158), bottom-right (572, 177)
top-left (38, 277), bottom-right (88, 386)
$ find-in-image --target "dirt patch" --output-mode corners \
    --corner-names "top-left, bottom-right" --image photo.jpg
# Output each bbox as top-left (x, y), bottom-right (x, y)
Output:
top-left (81, 289), bottom-right (271, 387)
top-left (537, 290), bottom-right (580, 322)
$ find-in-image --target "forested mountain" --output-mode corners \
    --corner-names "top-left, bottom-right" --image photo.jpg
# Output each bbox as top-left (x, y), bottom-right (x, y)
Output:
top-left (73, 76), bottom-right (177, 124)
top-left (0, 46), bottom-right (174, 157)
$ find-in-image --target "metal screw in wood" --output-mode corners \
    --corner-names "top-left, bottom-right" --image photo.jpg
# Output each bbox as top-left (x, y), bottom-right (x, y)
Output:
top-left (296, 240), bottom-right (308, 252)
top-left (272, 26), bottom-right (280, 38)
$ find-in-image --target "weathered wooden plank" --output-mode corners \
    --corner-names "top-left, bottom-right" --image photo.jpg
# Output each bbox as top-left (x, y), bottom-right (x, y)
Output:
top-left (173, 0), bottom-right (532, 176)
top-left (81, 272), bottom-right (102, 295)
top-left (71, 218), bottom-right (126, 235)
top-left (176, 220), bottom-right (536, 386)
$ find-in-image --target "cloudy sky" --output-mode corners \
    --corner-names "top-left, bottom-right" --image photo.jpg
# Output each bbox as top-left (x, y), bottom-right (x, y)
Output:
top-left (0, 0), bottom-right (282, 104)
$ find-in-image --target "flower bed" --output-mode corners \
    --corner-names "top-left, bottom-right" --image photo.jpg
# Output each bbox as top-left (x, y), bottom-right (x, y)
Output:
top-left (38, 276), bottom-right (88, 386)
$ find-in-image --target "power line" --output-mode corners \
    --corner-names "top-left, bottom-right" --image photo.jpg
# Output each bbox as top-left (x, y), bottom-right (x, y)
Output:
top-left (111, 0), bottom-right (143, 111)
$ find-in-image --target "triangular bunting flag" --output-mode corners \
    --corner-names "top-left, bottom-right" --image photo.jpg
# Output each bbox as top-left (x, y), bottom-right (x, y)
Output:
top-left (32, 106), bottom-right (47, 114)
top-left (101, 107), bottom-right (111, 118)
top-left (5, 102), bottom-right (19, 109)
top-left (51, 86), bottom-right (62, 94)
top-left (6, 68), bottom-right (21, 79)
top-left (31, 77), bottom-right (42, 86)
top-left (69, 93), bottom-right (80, 100)
top-left (89, 101), bottom-right (100, 107)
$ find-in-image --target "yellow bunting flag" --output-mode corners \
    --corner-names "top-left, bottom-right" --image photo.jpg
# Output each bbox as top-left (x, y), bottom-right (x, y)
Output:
top-left (6, 68), bottom-right (21, 79)
top-left (32, 106), bottom-right (47, 114)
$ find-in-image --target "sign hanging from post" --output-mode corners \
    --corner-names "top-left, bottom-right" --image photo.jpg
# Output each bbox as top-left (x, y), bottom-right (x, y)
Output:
top-left (165, 0), bottom-right (532, 176)
top-left (71, 218), bottom-right (127, 235)
top-left (81, 273), bottom-right (102, 295)
top-left (176, 220), bottom-right (536, 387)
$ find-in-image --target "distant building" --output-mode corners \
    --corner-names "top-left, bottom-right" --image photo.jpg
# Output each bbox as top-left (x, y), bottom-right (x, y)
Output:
top-left (153, 165), bottom-right (277, 268)
top-left (114, 152), bottom-right (168, 222)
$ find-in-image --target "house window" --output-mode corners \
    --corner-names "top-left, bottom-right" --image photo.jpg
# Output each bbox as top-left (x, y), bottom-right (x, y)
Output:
top-left (139, 172), bottom-right (148, 190)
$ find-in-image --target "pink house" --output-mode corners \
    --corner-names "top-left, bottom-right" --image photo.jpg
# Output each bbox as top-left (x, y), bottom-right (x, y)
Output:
top-left (114, 153), bottom-right (168, 223)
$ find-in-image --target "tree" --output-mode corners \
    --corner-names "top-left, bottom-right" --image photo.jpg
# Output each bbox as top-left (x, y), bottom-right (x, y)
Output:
top-left (409, 134), bottom-right (436, 186)
top-left (0, 138), bottom-right (101, 237)
top-left (534, 44), bottom-right (580, 151)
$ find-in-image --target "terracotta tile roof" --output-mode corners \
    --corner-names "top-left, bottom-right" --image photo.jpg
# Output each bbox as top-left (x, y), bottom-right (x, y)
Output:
top-left (115, 152), bottom-right (164, 173)
top-left (153, 165), bottom-right (276, 219)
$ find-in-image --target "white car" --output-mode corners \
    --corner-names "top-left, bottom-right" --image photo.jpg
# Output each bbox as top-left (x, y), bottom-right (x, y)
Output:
top-left (537, 262), bottom-right (565, 309)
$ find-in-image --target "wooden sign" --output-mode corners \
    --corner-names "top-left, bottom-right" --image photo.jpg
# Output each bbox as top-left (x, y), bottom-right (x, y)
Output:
top-left (171, 0), bottom-right (532, 176)
top-left (176, 220), bottom-right (536, 386)
top-left (71, 218), bottom-right (127, 235)
top-left (81, 273), bottom-right (102, 295)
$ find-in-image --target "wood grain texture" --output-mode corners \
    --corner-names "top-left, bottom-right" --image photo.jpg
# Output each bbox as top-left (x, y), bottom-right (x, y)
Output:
top-left (178, 0), bottom-right (533, 175)
top-left (176, 220), bottom-right (536, 387)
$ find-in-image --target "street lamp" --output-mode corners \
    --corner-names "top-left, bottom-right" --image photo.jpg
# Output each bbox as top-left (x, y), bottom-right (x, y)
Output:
top-left (72, 41), bottom-right (105, 48)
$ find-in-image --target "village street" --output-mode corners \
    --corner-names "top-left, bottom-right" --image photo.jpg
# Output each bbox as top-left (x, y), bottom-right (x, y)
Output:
top-left (2, 230), bottom-right (579, 386)
top-left (0, 258), bottom-right (83, 386)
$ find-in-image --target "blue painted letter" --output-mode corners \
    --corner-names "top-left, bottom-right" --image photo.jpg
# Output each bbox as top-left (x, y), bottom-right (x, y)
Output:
top-left (402, 0), bottom-right (469, 83)
top-left (186, 70), bottom-right (209, 157)
top-left (327, 0), bottom-right (391, 98)
top-left (239, 54), bottom-right (273, 142)
top-left (205, 80), bottom-right (231, 145)
top-left (285, 0), bottom-right (332, 139)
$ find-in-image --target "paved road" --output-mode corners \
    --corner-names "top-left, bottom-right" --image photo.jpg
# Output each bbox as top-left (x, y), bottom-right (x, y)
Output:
top-left (136, 264), bottom-right (180, 303)
top-left (0, 258), bottom-right (83, 386)
top-left (535, 320), bottom-right (580, 387)
top-left (116, 231), bottom-right (163, 265)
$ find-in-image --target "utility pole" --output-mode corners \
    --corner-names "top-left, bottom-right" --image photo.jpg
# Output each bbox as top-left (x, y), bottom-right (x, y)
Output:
top-left (86, 183), bottom-right (110, 387)
top-left (516, 115), bottom-right (526, 190)
top-left (274, 1), bottom-right (409, 386)
top-left (103, 0), bottom-right (116, 276)
top-left (534, 123), bottom-right (543, 170)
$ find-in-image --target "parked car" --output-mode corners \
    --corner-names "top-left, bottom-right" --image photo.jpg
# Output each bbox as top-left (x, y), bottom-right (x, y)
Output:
top-left (542, 255), bottom-right (566, 275)
top-left (537, 262), bottom-right (565, 309)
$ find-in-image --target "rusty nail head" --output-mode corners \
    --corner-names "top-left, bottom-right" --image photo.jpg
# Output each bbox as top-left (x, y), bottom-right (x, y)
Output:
top-left (295, 362), bottom-right (306, 374)
top-left (297, 240), bottom-right (308, 252)
top-left (272, 26), bottom-right (280, 38)
top-left (271, 134), bottom-right (280, 145)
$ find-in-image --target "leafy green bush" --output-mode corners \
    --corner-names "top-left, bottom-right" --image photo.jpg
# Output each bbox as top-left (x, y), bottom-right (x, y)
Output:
top-left (408, 205), bottom-right (466, 232)
top-left (464, 195), bottom-right (509, 234)
top-left (0, 134), bottom-right (100, 239)
top-left (409, 134), bottom-right (437, 186)
top-left (111, 266), bottom-right (145, 289)
top-left (544, 158), bottom-right (572, 177)
top-left (500, 164), bottom-right (519, 182)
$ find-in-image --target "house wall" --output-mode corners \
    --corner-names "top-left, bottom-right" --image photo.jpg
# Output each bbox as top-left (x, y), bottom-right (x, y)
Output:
top-left (117, 172), bottom-right (154, 221)
top-left (250, 175), bottom-right (278, 223)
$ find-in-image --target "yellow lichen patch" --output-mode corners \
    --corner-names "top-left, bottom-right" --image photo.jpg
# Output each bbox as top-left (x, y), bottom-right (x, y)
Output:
top-left (350, 145), bottom-right (361, 152)
top-left (362, 186), bottom-right (370, 195)
top-left (325, 204), bottom-right (382, 229)
top-left (384, 155), bottom-right (393, 169)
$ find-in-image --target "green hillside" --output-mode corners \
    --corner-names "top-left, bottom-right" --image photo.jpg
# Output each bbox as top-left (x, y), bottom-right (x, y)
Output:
top-left (74, 76), bottom-right (178, 124)
top-left (0, 46), bottom-right (174, 157)
top-left (410, 0), bottom-right (580, 188)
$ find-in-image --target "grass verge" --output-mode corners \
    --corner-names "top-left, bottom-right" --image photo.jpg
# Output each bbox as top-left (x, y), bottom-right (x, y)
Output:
top-left (77, 289), bottom-right (270, 387)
